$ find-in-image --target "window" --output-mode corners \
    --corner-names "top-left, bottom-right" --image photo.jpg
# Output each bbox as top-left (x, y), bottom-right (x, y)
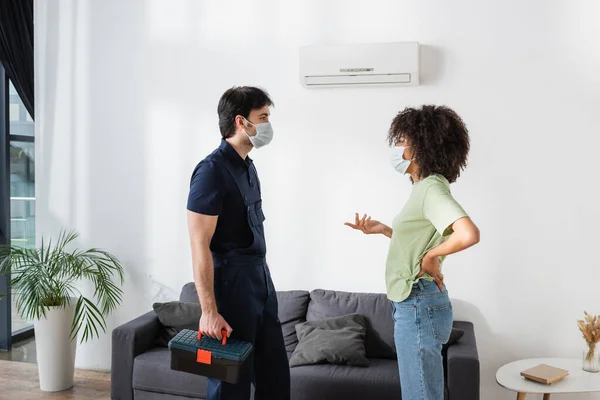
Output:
top-left (0, 69), bottom-right (35, 345)
top-left (9, 81), bottom-right (35, 250)
top-left (9, 81), bottom-right (35, 334)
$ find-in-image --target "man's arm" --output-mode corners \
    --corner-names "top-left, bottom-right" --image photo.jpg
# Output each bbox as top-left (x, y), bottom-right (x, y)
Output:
top-left (187, 210), bottom-right (232, 339)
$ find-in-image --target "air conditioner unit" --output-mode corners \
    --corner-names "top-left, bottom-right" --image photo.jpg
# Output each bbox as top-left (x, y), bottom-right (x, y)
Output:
top-left (299, 42), bottom-right (420, 88)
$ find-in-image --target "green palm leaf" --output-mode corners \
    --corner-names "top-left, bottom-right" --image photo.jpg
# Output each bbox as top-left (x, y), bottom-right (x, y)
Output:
top-left (0, 229), bottom-right (124, 344)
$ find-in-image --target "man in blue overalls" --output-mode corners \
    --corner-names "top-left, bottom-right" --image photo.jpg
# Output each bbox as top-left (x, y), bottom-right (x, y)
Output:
top-left (186, 86), bottom-right (290, 400)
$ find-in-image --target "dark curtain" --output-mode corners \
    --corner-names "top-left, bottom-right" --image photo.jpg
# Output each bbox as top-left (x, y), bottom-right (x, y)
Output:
top-left (0, 0), bottom-right (34, 119)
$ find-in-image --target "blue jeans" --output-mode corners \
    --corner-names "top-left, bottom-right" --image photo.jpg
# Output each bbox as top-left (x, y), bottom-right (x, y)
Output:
top-left (392, 279), bottom-right (453, 400)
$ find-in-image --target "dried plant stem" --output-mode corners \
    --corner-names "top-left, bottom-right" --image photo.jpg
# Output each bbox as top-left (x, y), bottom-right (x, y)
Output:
top-left (578, 311), bottom-right (600, 366)
top-left (585, 343), bottom-right (596, 363)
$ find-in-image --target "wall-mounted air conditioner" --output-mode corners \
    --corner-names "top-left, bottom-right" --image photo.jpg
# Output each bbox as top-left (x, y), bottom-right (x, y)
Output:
top-left (299, 41), bottom-right (420, 88)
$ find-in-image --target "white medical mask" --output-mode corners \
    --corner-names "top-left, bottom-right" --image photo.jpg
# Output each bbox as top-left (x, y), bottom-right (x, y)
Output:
top-left (244, 118), bottom-right (274, 149)
top-left (390, 146), bottom-right (412, 174)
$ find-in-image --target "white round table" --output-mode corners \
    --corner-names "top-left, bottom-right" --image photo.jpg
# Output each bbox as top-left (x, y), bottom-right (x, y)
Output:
top-left (496, 358), bottom-right (600, 399)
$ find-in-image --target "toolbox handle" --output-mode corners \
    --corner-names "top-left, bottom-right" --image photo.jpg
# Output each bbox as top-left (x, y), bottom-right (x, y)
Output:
top-left (198, 329), bottom-right (228, 345)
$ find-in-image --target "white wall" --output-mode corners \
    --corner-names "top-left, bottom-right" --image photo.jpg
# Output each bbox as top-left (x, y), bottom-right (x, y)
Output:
top-left (35, 0), bottom-right (600, 398)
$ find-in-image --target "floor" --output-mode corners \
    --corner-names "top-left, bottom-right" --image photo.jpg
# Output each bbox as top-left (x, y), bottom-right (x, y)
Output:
top-left (0, 337), bottom-right (37, 363)
top-left (0, 340), bottom-right (111, 399)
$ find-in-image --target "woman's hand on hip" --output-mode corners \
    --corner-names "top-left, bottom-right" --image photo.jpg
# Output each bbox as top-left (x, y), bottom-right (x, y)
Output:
top-left (418, 253), bottom-right (445, 292)
top-left (345, 213), bottom-right (392, 237)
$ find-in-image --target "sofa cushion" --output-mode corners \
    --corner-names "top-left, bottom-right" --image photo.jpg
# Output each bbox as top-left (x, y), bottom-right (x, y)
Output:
top-left (277, 291), bottom-right (310, 353)
top-left (290, 358), bottom-right (400, 400)
top-left (307, 290), bottom-right (396, 359)
top-left (152, 301), bottom-right (202, 347)
top-left (180, 282), bottom-right (199, 303)
top-left (290, 313), bottom-right (369, 367)
top-left (133, 347), bottom-right (207, 398)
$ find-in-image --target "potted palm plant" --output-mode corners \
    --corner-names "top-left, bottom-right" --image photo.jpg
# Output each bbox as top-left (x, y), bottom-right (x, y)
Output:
top-left (0, 230), bottom-right (124, 392)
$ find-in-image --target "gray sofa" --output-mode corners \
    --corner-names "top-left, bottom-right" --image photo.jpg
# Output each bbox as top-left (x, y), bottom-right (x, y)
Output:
top-left (112, 283), bottom-right (480, 400)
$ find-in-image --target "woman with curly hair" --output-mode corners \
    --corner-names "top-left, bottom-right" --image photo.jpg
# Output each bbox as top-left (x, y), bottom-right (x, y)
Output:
top-left (346, 105), bottom-right (480, 399)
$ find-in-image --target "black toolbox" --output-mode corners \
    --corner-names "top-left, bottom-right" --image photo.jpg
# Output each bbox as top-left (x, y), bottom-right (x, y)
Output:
top-left (168, 329), bottom-right (253, 384)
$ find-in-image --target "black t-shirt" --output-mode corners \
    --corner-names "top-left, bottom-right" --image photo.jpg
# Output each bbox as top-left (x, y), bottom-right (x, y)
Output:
top-left (187, 140), bottom-right (261, 254)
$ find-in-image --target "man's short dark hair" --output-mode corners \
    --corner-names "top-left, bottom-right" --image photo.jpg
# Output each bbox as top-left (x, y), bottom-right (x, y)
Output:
top-left (217, 86), bottom-right (274, 139)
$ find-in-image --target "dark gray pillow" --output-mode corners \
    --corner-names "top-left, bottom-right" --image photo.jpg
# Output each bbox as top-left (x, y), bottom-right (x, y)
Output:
top-left (152, 301), bottom-right (202, 347)
top-left (307, 290), bottom-right (396, 359)
top-left (443, 328), bottom-right (464, 351)
top-left (289, 313), bottom-right (369, 367)
top-left (276, 291), bottom-right (310, 354)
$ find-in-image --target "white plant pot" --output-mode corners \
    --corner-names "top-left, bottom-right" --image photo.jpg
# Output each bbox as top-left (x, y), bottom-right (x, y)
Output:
top-left (33, 300), bottom-right (78, 392)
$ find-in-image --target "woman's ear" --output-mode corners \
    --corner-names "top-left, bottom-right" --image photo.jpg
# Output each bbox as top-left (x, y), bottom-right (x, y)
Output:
top-left (405, 146), bottom-right (416, 161)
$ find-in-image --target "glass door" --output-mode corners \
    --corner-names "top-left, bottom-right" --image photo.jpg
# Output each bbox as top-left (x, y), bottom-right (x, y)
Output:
top-left (0, 67), bottom-right (35, 349)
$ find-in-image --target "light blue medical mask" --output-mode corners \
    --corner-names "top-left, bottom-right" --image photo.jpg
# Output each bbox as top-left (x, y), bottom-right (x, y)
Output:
top-left (244, 118), bottom-right (274, 149)
top-left (390, 146), bottom-right (412, 174)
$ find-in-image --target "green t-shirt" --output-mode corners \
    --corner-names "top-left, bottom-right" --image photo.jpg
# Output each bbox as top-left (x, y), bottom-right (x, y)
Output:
top-left (385, 174), bottom-right (468, 302)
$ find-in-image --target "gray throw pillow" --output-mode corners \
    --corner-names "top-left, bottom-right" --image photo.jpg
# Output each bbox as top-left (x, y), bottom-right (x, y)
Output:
top-left (152, 301), bottom-right (202, 347)
top-left (277, 291), bottom-right (310, 354)
top-left (289, 313), bottom-right (369, 367)
top-left (443, 328), bottom-right (464, 351)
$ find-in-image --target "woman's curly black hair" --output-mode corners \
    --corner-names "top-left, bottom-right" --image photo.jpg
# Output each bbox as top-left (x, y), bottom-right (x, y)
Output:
top-left (387, 105), bottom-right (470, 183)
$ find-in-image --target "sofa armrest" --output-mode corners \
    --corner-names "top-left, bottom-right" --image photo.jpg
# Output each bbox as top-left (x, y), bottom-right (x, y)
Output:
top-left (447, 321), bottom-right (480, 400)
top-left (111, 310), bottom-right (161, 400)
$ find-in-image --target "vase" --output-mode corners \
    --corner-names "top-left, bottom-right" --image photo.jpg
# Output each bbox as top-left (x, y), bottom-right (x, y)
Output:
top-left (33, 300), bottom-right (78, 391)
top-left (582, 344), bottom-right (600, 373)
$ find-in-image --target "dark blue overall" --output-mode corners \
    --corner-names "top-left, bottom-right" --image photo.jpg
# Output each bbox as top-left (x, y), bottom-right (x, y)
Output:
top-left (188, 140), bottom-right (290, 400)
